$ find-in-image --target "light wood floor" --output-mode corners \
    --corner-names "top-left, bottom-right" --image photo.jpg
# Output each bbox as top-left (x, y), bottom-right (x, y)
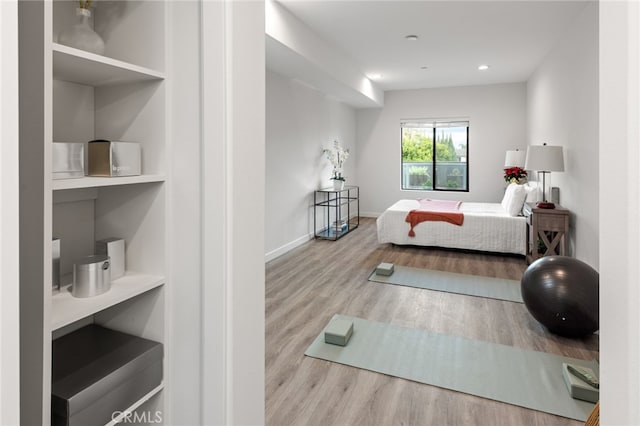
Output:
top-left (266, 218), bottom-right (599, 426)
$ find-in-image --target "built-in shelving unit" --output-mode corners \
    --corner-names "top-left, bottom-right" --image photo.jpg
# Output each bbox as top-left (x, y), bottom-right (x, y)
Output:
top-left (51, 272), bottom-right (165, 331)
top-left (19, 1), bottom-right (170, 424)
top-left (52, 42), bottom-right (165, 86)
top-left (52, 174), bottom-right (166, 191)
top-left (106, 384), bottom-right (165, 426)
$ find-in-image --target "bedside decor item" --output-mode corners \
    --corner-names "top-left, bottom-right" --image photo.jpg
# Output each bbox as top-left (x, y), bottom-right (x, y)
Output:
top-left (52, 143), bottom-right (84, 179)
top-left (323, 139), bottom-right (350, 187)
top-left (521, 256), bottom-right (599, 337)
top-left (72, 254), bottom-right (111, 298)
top-left (95, 238), bottom-right (125, 280)
top-left (503, 167), bottom-right (527, 184)
top-left (88, 140), bottom-right (141, 177)
top-left (524, 143), bottom-right (564, 208)
top-left (504, 149), bottom-right (527, 183)
top-left (58, 2), bottom-right (105, 56)
top-left (504, 149), bottom-right (526, 167)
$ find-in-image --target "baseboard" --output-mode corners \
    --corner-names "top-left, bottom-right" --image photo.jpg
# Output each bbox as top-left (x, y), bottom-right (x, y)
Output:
top-left (265, 233), bottom-right (314, 263)
top-left (359, 211), bottom-right (381, 218)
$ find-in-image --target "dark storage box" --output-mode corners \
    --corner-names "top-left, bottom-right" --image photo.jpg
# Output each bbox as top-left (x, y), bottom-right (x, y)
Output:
top-left (52, 325), bottom-right (163, 426)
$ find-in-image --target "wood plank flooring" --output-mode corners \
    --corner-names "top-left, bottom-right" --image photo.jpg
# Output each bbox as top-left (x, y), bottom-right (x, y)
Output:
top-left (266, 218), bottom-right (599, 426)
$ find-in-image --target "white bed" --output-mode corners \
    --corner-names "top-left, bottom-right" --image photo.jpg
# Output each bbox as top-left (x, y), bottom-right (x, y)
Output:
top-left (376, 200), bottom-right (527, 255)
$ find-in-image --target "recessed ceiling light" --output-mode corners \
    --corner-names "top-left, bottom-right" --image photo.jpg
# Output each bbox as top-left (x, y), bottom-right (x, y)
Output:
top-left (405, 35), bottom-right (419, 41)
top-left (478, 64), bottom-right (490, 71)
top-left (368, 73), bottom-right (383, 80)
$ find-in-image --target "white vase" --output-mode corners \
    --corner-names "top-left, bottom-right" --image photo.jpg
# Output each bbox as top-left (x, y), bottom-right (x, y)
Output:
top-left (59, 8), bottom-right (105, 55)
top-left (332, 180), bottom-right (345, 191)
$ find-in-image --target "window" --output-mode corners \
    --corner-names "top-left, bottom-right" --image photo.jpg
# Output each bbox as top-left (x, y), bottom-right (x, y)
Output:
top-left (401, 119), bottom-right (469, 191)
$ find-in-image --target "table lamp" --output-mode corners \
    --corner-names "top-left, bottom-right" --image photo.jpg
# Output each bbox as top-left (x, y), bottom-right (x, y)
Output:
top-left (524, 143), bottom-right (564, 208)
top-left (504, 149), bottom-right (526, 167)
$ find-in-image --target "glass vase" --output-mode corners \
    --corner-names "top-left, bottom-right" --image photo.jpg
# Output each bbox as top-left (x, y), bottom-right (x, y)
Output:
top-left (58, 8), bottom-right (105, 55)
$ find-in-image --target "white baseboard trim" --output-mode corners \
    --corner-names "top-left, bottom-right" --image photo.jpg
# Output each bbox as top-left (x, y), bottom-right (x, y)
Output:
top-left (265, 233), bottom-right (314, 263)
top-left (359, 211), bottom-right (381, 218)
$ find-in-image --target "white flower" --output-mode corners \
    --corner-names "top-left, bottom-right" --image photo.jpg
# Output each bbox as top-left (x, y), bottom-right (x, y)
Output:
top-left (323, 140), bottom-right (350, 180)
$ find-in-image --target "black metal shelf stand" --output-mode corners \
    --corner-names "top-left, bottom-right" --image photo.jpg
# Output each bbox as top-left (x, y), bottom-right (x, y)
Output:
top-left (313, 185), bottom-right (359, 240)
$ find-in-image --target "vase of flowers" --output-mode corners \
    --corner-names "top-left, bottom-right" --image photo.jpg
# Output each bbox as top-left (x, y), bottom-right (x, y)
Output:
top-left (332, 179), bottom-right (345, 191)
top-left (58, 1), bottom-right (105, 56)
top-left (323, 140), bottom-right (350, 190)
top-left (503, 166), bottom-right (527, 184)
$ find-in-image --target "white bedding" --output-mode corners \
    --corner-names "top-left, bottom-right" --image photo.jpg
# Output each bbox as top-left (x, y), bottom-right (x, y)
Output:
top-left (376, 200), bottom-right (526, 255)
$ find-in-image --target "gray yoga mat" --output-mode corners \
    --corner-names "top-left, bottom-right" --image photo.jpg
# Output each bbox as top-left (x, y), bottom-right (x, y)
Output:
top-left (368, 265), bottom-right (523, 303)
top-left (305, 314), bottom-right (597, 422)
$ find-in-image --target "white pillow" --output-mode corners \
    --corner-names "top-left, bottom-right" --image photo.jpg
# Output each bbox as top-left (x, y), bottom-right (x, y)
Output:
top-left (505, 183), bottom-right (527, 216)
top-left (523, 182), bottom-right (538, 203)
top-left (501, 183), bottom-right (516, 212)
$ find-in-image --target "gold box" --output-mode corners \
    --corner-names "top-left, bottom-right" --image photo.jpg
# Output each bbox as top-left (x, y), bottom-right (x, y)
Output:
top-left (88, 140), bottom-right (141, 177)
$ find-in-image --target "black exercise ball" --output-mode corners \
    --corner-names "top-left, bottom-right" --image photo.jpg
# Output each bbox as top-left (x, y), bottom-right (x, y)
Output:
top-left (521, 256), bottom-right (599, 337)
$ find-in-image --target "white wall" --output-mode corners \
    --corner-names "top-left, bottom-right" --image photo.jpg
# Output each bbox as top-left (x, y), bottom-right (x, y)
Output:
top-left (265, 69), bottom-right (357, 260)
top-left (168, 1), bottom-right (201, 424)
top-left (356, 83), bottom-right (527, 216)
top-left (0, 1), bottom-right (21, 424)
top-left (265, 0), bottom-right (383, 108)
top-left (527, 2), bottom-right (598, 268)
top-left (600, 1), bottom-right (640, 424)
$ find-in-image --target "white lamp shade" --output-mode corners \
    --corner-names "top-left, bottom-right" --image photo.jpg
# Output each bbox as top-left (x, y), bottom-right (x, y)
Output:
top-left (504, 150), bottom-right (526, 167)
top-left (524, 144), bottom-right (565, 172)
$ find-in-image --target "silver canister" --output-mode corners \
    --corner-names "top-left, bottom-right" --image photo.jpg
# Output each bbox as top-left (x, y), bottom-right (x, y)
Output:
top-left (72, 255), bottom-right (111, 298)
top-left (52, 238), bottom-right (61, 291)
top-left (52, 142), bottom-right (85, 179)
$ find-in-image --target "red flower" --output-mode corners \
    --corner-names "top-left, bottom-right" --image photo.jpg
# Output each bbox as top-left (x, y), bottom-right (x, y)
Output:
top-left (503, 167), bottom-right (527, 182)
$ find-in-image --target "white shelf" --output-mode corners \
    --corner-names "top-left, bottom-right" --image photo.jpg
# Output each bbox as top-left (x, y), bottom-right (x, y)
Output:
top-left (105, 383), bottom-right (164, 426)
top-left (52, 174), bottom-right (166, 191)
top-left (52, 43), bottom-right (165, 86)
top-left (52, 272), bottom-right (165, 331)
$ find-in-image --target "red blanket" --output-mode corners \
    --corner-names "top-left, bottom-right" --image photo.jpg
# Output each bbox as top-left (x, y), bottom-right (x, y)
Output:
top-left (405, 199), bottom-right (464, 237)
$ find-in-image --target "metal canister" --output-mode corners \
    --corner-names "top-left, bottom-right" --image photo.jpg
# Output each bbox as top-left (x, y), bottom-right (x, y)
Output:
top-left (72, 255), bottom-right (111, 298)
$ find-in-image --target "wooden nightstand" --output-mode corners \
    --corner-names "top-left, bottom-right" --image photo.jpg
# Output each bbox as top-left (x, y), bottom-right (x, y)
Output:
top-left (523, 203), bottom-right (570, 264)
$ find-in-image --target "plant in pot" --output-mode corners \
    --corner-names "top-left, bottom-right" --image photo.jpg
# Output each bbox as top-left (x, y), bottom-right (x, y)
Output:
top-left (503, 166), bottom-right (528, 184)
top-left (323, 140), bottom-right (350, 190)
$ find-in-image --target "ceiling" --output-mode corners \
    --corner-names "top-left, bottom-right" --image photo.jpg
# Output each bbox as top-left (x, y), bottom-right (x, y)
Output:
top-left (275, 0), bottom-right (590, 91)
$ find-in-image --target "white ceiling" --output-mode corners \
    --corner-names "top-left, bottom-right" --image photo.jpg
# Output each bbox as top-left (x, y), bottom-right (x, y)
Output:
top-left (276, 0), bottom-right (590, 91)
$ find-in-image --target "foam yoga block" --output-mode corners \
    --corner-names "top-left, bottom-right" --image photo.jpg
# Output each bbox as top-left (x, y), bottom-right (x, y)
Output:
top-left (375, 262), bottom-right (395, 276)
top-left (562, 363), bottom-right (599, 403)
top-left (324, 318), bottom-right (354, 346)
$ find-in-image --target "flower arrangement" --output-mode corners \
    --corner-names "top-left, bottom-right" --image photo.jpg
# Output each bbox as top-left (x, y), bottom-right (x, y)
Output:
top-left (503, 166), bottom-right (527, 183)
top-left (323, 140), bottom-right (350, 181)
top-left (79, 0), bottom-right (92, 8)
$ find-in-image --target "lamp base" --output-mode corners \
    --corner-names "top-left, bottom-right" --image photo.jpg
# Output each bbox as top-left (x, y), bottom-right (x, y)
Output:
top-left (536, 201), bottom-right (556, 209)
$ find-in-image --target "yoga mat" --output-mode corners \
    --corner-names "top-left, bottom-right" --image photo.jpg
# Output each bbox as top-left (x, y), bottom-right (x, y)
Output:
top-left (368, 265), bottom-right (523, 303)
top-left (305, 314), bottom-right (597, 422)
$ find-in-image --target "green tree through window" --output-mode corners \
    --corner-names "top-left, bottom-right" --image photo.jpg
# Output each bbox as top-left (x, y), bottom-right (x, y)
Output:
top-left (401, 120), bottom-right (469, 191)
